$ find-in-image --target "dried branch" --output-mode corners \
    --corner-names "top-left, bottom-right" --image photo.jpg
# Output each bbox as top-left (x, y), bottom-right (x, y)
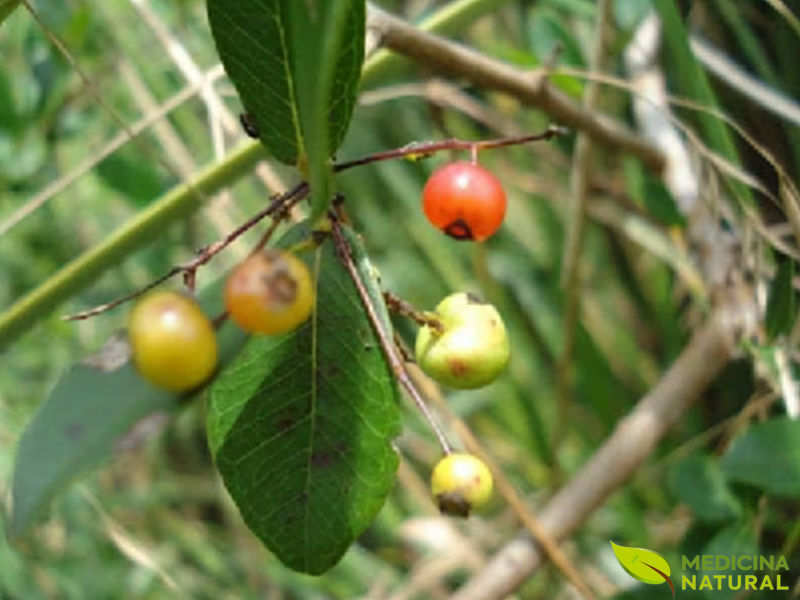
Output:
top-left (450, 296), bottom-right (758, 600)
top-left (365, 3), bottom-right (666, 173)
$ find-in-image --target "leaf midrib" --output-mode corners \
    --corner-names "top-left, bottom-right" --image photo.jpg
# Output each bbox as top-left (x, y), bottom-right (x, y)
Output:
top-left (274, 3), bottom-right (303, 162)
top-left (303, 245), bottom-right (323, 572)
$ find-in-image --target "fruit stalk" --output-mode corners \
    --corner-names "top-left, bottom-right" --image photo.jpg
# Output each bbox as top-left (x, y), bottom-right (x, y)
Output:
top-left (330, 216), bottom-right (453, 454)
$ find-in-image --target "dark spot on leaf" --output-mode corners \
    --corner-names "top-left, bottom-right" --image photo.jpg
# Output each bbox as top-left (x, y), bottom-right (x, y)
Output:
top-left (322, 362), bottom-right (340, 379)
top-left (489, 318), bottom-right (497, 327)
top-left (65, 423), bottom-right (84, 440)
top-left (311, 451), bottom-right (336, 469)
top-left (465, 292), bottom-right (485, 305)
top-left (276, 418), bottom-right (295, 432)
top-left (443, 219), bottom-right (474, 240)
top-left (311, 229), bottom-right (328, 245)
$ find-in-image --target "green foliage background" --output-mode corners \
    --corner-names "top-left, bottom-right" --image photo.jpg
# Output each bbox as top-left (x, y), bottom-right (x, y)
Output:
top-left (1, 0), bottom-right (799, 598)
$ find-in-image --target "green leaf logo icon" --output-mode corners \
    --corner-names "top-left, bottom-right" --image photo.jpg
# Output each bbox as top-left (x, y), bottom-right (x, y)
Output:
top-left (610, 541), bottom-right (675, 597)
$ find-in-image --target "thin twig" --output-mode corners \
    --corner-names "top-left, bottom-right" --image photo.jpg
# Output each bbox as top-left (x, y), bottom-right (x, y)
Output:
top-left (452, 299), bottom-right (756, 600)
top-left (334, 126), bottom-right (566, 172)
top-left (383, 291), bottom-right (443, 332)
top-left (330, 216), bottom-right (453, 455)
top-left (63, 183), bottom-right (308, 320)
top-left (405, 363), bottom-right (598, 600)
top-left (57, 124), bottom-right (560, 324)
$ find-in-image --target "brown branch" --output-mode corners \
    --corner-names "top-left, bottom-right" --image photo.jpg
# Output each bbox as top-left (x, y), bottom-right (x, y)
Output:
top-left (450, 296), bottom-right (757, 600)
top-left (383, 291), bottom-right (443, 333)
top-left (330, 216), bottom-right (453, 455)
top-left (63, 182), bottom-right (308, 320)
top-left (403, 362), bottom-right (598, 599)
top-left (334, 127), bottom-right (566, 172)
top-left (365, 3), bottom-right (666, 173)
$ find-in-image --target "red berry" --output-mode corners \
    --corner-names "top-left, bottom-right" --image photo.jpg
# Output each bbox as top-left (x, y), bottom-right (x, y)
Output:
top-left (422, 161), bottom-right (507, 241)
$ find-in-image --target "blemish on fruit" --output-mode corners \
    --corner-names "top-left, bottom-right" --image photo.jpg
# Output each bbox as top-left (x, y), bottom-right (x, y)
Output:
top-left (444, 219), bottom-right (474, 240)
top-left (448, 358), bottom-right (469, 376)
top-left (269, 271), bottom-right (298, 304)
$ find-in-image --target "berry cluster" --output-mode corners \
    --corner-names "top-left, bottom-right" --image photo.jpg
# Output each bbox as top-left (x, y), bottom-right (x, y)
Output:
top-left (418, 160), bottom-right (510, 516)
top-left (127, 155), bottom-right (511, 516)
top-left (128, 249), bottom-right (313, 393)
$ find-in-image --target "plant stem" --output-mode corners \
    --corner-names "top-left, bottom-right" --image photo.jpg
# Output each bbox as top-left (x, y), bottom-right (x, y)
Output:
top-left (62, 183), bottom-right (308, 321)
top-left (330, 217), bottom-right (453, 455)
top-left (334, 126), bottom-right (565, 172)
top-left (383, 291), bottom-right (442, 332)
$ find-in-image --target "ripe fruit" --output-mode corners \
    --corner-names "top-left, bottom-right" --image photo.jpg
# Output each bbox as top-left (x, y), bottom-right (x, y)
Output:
top-left (128, 291), bottom-right (218, 392)
top-left (415, 292), bottom-right (510, 389)
top-left (422, 161), bottom-right (506, 241)
top-left (224, 249), bottom-right (314, 335)
top-left (430, 453), bottom-right (493, 517)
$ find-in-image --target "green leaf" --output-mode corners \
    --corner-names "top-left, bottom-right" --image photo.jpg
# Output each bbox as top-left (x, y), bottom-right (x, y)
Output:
top-left (206, 0), bottom-right (365, 219)
top-left (9, 278), bottom-right (248, 537)
top-left (9, 343), bottom-right (178, 538)
top-left (0, 0), bottom-right (19, 26)
top-left (667, 454), bottom-right (741, 522)
top-left (765, 257), bottom-right (796, 340)
top-left (207, 224), bottom-right (401, 575)
top-left (721, 417), bottom-right (800, 497)
top-left (610, 541), bottom-right (673, 586)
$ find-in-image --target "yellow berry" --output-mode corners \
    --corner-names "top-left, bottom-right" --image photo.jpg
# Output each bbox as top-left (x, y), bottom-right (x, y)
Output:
top-left (128, 291), bottom-right (218, 392)
top-left (430, 452), bottom-right (493, 517)
top-left (224, 249), bottom-right (314, 335)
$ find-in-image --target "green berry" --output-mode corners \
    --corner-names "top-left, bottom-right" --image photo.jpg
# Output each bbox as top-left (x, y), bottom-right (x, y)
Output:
top-left (415, 292), bottom-right (510, 389)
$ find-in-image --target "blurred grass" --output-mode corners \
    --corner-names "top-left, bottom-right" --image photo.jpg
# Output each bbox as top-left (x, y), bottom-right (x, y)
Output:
top-left (1, 0), bottom-right (798, 598)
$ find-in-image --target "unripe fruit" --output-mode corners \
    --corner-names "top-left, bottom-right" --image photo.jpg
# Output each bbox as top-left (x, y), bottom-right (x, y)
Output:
top-left (422, 161), bottom-right (506, 241)
top-left (128, 291), bottom-right (218, 392)
top-left (224, 249), bottom-right (314, 335)
top-left (415, 292), bottom-right (509, 389)
top-left (430, 453), bottom-right (493, 517)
